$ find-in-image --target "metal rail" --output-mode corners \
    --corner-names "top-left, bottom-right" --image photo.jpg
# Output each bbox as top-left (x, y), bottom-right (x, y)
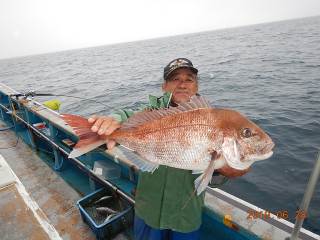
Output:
top-left (0, 102), bottom-right (135, 206)
top-left (286, 148), bottom-right (320, 240)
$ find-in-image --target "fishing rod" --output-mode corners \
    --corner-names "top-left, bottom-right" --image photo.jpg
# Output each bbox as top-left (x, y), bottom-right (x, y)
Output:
top-left (12, 90), bottom-right (112, 108)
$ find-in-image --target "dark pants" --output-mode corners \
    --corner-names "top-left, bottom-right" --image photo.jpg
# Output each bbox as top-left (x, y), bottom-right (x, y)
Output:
top-left (134, 214), bottom-right (200, 240)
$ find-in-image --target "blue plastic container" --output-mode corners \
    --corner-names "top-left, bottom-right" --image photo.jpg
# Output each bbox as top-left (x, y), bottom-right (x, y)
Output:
top-left (77, 188), bottom-right (133, 240)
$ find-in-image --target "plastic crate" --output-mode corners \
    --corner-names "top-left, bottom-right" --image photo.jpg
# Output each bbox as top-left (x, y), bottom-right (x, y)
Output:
top-left (77, 188), bottom-right (133, 240)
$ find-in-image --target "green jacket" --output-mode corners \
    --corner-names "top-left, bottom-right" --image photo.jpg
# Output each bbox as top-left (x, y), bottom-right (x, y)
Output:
top-left (109, 92), bottom-right (228, 233)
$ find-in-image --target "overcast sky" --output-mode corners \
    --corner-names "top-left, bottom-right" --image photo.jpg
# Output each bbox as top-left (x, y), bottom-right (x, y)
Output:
top-left (1, 0), bottom-right (320, 60)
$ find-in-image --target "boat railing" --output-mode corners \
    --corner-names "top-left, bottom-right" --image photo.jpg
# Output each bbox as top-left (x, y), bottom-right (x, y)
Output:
top-left (286, 148), bottom-right (320, 240)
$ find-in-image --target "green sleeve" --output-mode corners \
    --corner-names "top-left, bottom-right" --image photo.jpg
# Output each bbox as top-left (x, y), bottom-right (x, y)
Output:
top-left (108, 104), bottom-right (151, 124)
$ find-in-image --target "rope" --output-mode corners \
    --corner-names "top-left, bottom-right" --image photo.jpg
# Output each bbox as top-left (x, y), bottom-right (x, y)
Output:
top-left (25, 129), bottom-right (65, 170)
top-left (0, 123), bottom-right (19, 150)
top-left (0, 138), bottom-right (19, 150)
top-left (0, 126), bottom-right (14, 131)
top-left (9, 97), bottom-right (23, 124)
top-left (10, 98), bottom-right (19, 122)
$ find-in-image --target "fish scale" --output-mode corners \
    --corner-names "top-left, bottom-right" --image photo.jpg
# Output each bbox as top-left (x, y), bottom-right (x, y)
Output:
top-left (109, 112), bottom-right (217, 170)
top-left (60, 95), bottom-right (274, 196)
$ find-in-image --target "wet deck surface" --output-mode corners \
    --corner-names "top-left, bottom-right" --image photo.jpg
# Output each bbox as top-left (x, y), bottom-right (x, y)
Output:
top-left (0, 120), bottom-right (95, 239)
top-left (0, 178), bottom-right (57, 239)
top-left (0, 121), bottom-right (131, 240)
top-left (0, 121), bottom-right (128, 239)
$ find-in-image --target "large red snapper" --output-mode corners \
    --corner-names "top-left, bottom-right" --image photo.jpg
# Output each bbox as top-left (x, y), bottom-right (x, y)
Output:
top-left (60, 95), bottom-right (274, 198)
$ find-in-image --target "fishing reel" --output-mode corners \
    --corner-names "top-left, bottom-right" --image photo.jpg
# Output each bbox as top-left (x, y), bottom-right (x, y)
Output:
top-left (24, 90), bottom-right (35, 99)
top-left (9, 91), bottom-right (35, 100)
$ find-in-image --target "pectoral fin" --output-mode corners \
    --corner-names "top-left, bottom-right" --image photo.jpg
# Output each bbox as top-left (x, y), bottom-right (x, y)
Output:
top-left (109, 145), bottom-right (159, 172)
top-left (192, 170), bottom-right (205, 175)
top-left (194, 164), bottom-right (216, 196)
top-left (182, 151), bottom-right (221, 210)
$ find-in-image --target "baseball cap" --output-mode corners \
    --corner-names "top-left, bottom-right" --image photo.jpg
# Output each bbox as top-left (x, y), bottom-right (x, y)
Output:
top-left (163, 58), bottom-right (198, 80)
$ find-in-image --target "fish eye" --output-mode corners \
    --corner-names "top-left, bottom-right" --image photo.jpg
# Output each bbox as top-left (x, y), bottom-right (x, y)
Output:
top-left (243, 128), bottom-right (252, 138)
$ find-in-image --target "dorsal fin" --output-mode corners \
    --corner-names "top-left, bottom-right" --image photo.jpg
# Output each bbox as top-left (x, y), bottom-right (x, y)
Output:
top-left (121, 95), bottom-right (211, 129)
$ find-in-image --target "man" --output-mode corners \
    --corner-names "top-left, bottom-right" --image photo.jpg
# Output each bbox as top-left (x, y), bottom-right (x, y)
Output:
top-left (89, 58), bottom-right (250, 240)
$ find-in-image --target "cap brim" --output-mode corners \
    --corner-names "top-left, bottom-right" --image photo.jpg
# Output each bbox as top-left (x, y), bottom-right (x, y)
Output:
top-left (164, 66), bottom-right (198, 79)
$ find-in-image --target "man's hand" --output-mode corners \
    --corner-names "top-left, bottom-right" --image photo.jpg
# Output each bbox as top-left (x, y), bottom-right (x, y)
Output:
top-left (88, 115), bottom-right (121, 150)
top-left (215, 163), bottom-right (251, 178)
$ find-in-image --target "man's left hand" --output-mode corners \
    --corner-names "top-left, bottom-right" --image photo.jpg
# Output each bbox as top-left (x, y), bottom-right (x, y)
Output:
top-left (215, 164), bottom-right (251, 178)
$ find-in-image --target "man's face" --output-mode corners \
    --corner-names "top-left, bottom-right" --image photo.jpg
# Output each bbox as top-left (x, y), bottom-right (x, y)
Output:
top-left (162, 68), bottom-right (199, 104)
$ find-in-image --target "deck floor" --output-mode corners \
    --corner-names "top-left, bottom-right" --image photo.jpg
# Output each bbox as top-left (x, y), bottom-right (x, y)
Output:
top-left (0, 120), bottom-right (128, 240)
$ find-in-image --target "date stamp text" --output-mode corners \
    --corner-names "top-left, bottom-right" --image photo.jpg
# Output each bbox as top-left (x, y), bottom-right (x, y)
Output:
top-left (247, 211), bottom-right (306, 220)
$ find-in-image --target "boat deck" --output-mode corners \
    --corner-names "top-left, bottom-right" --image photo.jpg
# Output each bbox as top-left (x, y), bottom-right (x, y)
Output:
top-left (0, 120), bottom-right (126, 240)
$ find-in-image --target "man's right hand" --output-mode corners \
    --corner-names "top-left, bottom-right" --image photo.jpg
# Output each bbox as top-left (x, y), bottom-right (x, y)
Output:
top-left (88, 115), bottom-right (121, 150)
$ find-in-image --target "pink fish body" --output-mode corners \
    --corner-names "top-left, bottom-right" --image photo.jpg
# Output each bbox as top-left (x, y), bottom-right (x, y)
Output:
top-left (61, 95), bottom-right (274, 196)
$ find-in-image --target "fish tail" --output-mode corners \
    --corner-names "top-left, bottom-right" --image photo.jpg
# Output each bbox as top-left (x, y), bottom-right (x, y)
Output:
top-left (60, 114), bottom-right (107, 158)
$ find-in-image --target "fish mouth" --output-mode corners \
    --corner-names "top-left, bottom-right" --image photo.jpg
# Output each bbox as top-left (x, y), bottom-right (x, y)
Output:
top-left (256, 142), bottom-right (275, 155)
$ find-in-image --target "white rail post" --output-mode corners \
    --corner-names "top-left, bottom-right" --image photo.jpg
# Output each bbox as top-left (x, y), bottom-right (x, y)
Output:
top-left (286, 148), bottom-right (320, 240)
